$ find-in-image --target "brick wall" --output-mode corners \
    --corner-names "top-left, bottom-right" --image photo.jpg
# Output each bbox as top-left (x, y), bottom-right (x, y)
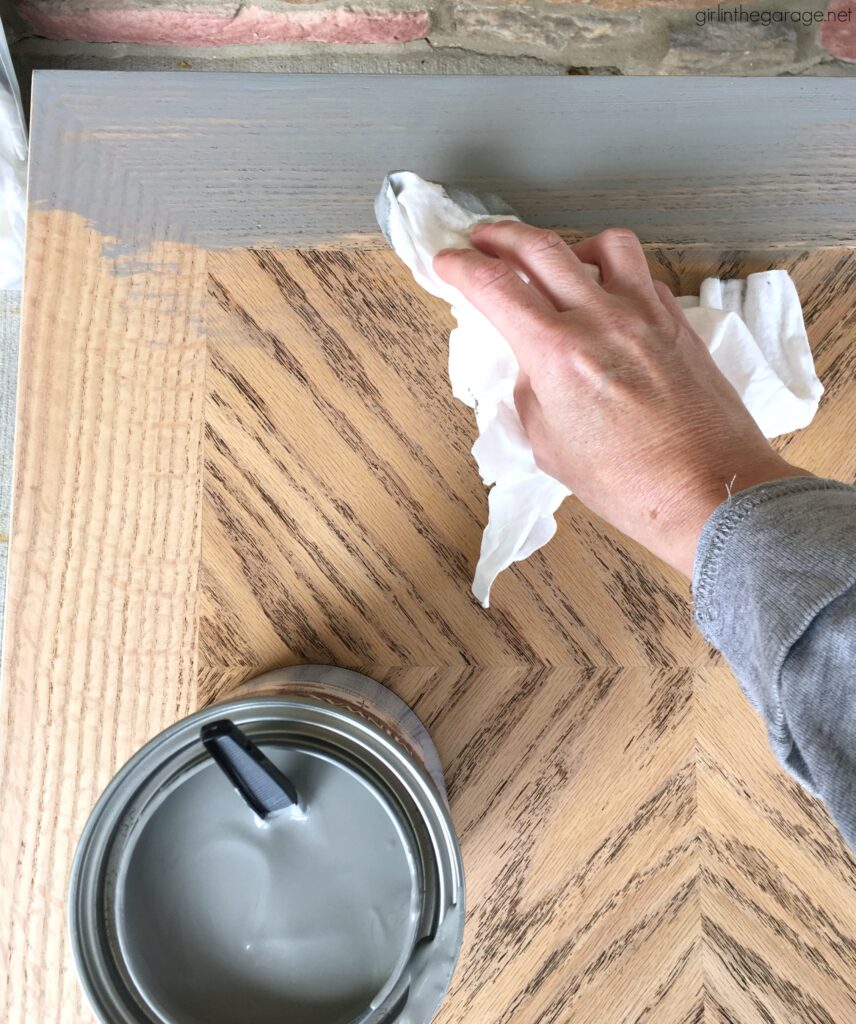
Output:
top-left (6, 0), bottom-right (856, 79)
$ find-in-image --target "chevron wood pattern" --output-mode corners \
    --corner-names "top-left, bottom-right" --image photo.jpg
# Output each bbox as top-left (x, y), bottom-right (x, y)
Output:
top-left (199, 243), bottom-right (856, 1024)
top-left (3, 201), bottom-right (856, 1024)
top-left (3, 74), bottom-right (856, 1024)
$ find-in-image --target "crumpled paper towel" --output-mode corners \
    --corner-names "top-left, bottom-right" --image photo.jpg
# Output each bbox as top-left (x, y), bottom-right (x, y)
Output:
top-left (375, 171), bottom-right (823, 608)
top-left (0, 18), bottom-right (26, 291)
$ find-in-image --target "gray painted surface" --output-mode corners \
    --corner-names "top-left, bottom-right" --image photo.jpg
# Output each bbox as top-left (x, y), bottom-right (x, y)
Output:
top-left (31, 72), bottom-right (856, 251)
top-left (9, 42), bottom-right (567, 115)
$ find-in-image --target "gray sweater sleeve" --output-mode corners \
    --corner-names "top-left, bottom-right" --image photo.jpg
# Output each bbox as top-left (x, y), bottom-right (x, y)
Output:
top-left (692, 477), bottom-right (856, 848)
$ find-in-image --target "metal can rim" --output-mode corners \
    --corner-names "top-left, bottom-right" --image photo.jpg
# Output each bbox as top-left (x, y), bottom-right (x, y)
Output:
top-left (68, 693), bottom-right (465, 1024)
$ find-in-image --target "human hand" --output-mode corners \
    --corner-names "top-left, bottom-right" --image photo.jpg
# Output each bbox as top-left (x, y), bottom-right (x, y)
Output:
top-left (433, 222), bottom-right (809, 577)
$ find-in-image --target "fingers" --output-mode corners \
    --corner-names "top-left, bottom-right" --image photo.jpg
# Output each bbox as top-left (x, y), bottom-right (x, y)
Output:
top-left (467, 220), bottom-right (600, 312)
top-left (569, 228), bottom-right (660, 305)
top-left (433, 246), bottom-right (562, 373)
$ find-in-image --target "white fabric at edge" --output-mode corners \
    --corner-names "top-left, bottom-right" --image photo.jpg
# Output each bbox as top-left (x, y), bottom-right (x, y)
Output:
top-left (382, 171), bottom-right (824, 608)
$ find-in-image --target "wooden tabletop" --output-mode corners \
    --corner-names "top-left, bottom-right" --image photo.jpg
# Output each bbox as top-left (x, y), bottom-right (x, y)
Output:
top-left (2, 73), bottom-right (856, 1024)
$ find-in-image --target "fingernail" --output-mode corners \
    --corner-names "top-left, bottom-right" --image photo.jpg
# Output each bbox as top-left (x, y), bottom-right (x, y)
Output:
top-left (434, 248), bottom-right (459, 259)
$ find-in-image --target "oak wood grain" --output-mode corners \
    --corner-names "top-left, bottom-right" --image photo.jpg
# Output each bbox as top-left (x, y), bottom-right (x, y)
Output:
top-left (2, 208), bottom-right (855, 1024)
top-left (0, 210), bottom-right (208, 1022)
top-left (200, 242), bottom-right (856, 1024)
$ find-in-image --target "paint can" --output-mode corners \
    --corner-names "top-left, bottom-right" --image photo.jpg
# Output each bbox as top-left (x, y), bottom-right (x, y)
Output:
top-left (69, 666), bottom-right (465, 1024)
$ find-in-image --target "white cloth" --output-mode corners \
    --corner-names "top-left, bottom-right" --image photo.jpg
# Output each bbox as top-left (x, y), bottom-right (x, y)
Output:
top-left (0, 17), bottom-right (25, 291)
top-left (378, 171), bottom-right (823, 608)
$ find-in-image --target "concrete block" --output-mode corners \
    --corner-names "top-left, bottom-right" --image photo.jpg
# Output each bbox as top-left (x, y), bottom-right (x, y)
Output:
top-left (443, 2), bottom-right (647, 55)
top-left (660, 19), bottom-right (799, 72)
top-left (10, 35), bottom-right (565, 75)
top-left (789, 56), bottom-right (856, 69)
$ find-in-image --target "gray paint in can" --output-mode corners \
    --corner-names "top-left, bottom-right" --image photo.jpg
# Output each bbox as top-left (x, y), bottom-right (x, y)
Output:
top-left (68, 667), bottom-right (465, 1024)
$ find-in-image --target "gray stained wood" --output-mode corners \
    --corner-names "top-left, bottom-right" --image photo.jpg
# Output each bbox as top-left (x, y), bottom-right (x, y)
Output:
top-left (28, 72), bottom-right (856, 250)
top-left (3, 72), bottom-right (856, 1024)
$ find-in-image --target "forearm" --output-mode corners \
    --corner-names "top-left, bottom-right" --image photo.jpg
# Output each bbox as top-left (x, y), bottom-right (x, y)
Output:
top-left (692, 476), bottom-right (856, 847)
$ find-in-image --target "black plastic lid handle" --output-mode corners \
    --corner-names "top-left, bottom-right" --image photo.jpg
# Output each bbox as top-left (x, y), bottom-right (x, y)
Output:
top-left (201, 719), bottom-right (300, 820)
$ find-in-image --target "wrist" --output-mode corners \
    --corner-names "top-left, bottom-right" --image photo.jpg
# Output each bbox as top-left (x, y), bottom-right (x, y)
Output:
top-left (669, 455), bottom-right (811, 577)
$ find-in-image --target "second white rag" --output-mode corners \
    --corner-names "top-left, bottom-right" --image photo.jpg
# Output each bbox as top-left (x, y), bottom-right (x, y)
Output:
top-left (375, 171), bottom-right (823, 608)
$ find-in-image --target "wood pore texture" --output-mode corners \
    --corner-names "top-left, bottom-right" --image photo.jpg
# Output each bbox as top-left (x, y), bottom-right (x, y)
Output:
top-left (3, 73), bottom-right (856, 1024)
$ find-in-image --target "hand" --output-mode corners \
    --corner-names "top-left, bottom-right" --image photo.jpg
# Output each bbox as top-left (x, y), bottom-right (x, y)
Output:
top-left (433, 222), bottom-right (809, 577)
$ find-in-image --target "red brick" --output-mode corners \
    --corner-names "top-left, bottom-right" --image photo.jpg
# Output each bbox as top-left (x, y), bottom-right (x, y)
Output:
top-left (820, 0), bottom-right (856, 61)
top-left (20, 3), bottom-right (431, 46)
